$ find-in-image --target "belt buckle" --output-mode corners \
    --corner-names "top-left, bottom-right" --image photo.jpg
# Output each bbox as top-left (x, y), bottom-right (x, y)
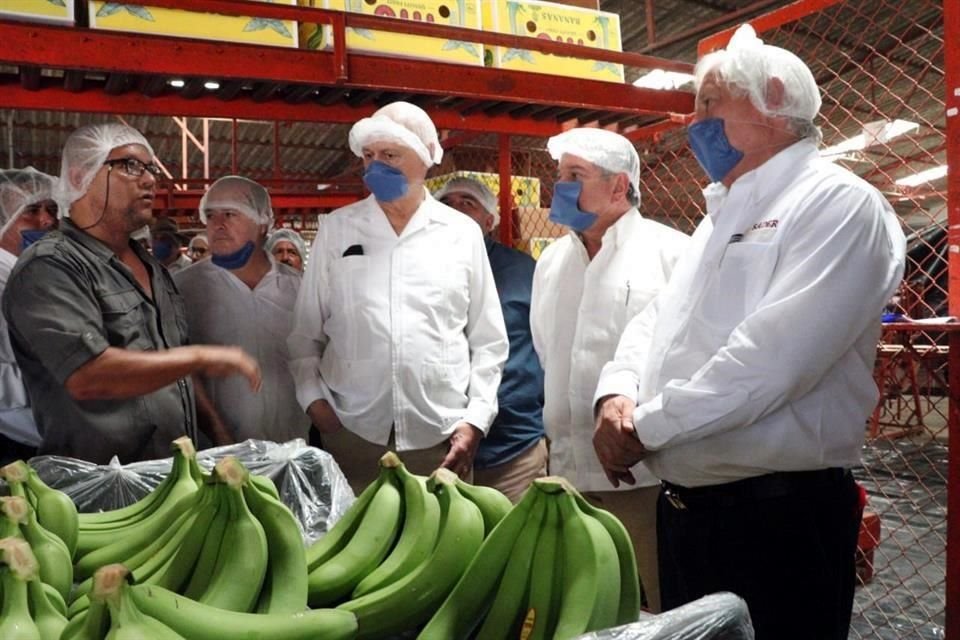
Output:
top-left (665, 488), bottom-right (687, 510)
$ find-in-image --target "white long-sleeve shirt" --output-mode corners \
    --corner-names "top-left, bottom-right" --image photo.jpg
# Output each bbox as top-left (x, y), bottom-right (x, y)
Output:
top-left (531, 209), bottom-right (689, 492)
top-left (287, 192), bottom-right (508, 451)
top-left (0, 248), bottom-right (40, 447)
top-left (175, 256), bottom-right (309, 443)
top-left (595, 141), bottom-right (906, 487)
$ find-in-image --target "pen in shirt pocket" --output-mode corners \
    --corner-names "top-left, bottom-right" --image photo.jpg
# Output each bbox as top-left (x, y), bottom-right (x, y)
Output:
top-left (625, 281), bottom-right (631, 308)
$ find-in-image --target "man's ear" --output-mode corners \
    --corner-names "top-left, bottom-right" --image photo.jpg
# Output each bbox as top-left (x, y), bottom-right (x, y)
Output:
top-left (765, 77), bottom-right (787, 111)
top-left (612, 173), bottom-right (630, 203)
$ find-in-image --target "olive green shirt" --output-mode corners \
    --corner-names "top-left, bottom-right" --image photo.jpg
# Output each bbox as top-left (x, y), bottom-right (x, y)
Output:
top-left (2, 219), bottom-right (197, 463)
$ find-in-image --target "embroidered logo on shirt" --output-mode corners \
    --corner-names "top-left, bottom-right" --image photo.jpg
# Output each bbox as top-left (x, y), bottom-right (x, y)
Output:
top-left (741, 219), bottom-right (779, 243)
top-left (750, 219), bottom-right (779, 231)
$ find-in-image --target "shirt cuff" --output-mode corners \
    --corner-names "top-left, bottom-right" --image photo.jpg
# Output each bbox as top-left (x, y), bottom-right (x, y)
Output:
top-left (632, 395), bottom-right (673, 451)
top-left (462, 403), bottom-right (495, 435)
top-left (295, 376), bottom-right (332, 413)
top-left (593, 370), bottom-right (641, 413)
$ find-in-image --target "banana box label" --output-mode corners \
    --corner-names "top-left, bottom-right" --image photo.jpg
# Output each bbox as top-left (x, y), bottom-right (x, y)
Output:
top-left (88, 0), bottom-right (298, 48)
top-left (483, 0), bottom-right (624, 83)
top-left (426, 170), bottom-right (542, 210)
top-left (1, 0), bottom-right (75, 25)
top-left (299, 0), bottom-right (483, 66)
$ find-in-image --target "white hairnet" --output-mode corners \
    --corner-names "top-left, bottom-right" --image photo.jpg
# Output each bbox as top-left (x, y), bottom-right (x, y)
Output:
top-left (434, 177), bottom-right (500, 227)
top-left (58, 123), bottom-right (155, 207)
top-left (348, 101), bottom-right (443, 167)
top-left (199, 176), bottom-right (274, 227)
top-left (0, 167), bottom-right (58, 237)
top-left (188, 234), bottom-right (208, 250)
top-left (695, 24), bottom-right (821, 122)
top-left (265, 228), bottom-right (306, 260)
top-left (547, 128), bottom-right (641, 197)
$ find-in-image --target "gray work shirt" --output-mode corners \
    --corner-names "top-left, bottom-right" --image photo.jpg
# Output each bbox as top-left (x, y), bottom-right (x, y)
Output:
top-left (1, 219), bottom-right (197, 464)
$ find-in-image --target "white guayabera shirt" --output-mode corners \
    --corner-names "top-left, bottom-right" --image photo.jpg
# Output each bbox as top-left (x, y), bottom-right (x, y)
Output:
top-left (596, 141), bottom-right (907, 488)
top-left (531, 208), bottom-right (689, 492)
top-left (288, 191), bottom-right (508, 450)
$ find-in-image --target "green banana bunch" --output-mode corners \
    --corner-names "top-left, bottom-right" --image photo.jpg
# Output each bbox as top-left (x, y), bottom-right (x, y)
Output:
top-left (90, 564), bottom-right (187, 640)
top-left (129, 583), bottom-right (358, 640)
top-left (306, 472), bottom-right (387, 571)
top-left (454, 477), bottom-right (512, 535)
top-left (243, 477), bottom-right (309, 614)
top-left (75, 438), bottom-right (201, 556)
top-left (58, 594), bottom-right (108, 640)
top-left (417, 478), bottom-right (542, 640)
top-left (1, 461), bottom-right (79, 559)
top-left (308, 466), bottom-right (403, 607)
top-left (147, 482), bottom-right (221, 593)
top-left (76, 437), bottom-right (199, 529)
top-left (7, 496), bottom-right (74, 601)
top-left (551, 482), bottom-right (621, 639)
top-left (573, 491), bottom-right (642, 624)
top-left (420, 476), bottom-right (633, 640)
top-left (195, 457), bottom-right (268, 613)
top-left (74, 491), bottom-right (200, 580)
top-left (473, 493), bottom-right (547, 639)
top-left (0, 537), bottom-right (43, 640)
top-left (351, 453), bottom-right (440, 598)
top-left (339, 468), bottom-right (485, 640)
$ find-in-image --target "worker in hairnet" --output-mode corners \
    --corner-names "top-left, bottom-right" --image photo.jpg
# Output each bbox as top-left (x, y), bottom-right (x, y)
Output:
top-left (530, 127), bottom-right (689, 612)
top-left (187, 233), bottom-right (210, 261)
top-left (2, 123), bottom-right (261, 464)
top-left (151, 217), bottom-right (192, 274)
top-left (435, 177), bottom-right (545, 503)
top-left (288, 101), bottom-right (508, 492)
top-left (266, 228), bottom-right (307, 272)
top-left (593, 26), bottom-right (906, 638)
top-left (0, 168), bottom-right (59, 464)
top-left (175, 176), bottom-right (308, 445)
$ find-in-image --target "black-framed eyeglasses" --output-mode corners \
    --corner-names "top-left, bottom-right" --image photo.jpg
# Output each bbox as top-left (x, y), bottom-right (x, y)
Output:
top-left (103, 157), bottom-right (163, 179)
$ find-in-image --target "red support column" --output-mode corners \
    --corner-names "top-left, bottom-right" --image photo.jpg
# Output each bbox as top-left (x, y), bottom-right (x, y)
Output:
top-left (945, 0), bottom-right (960, 637)
top-left (497, 134), bottom-right (513, 248)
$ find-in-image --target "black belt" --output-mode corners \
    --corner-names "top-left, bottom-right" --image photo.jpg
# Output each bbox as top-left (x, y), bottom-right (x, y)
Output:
top-left (661, 468), bottom-right (851, 511)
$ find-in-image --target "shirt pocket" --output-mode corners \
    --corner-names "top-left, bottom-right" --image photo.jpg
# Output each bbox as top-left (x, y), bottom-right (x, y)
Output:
top-left (421, 360), bottom-right (469, 415)
top-left (327, 256), bottom-right (375, 360)
top-left (99, 288), bottom-right (149, 349)
top-left (701, 242), bottom-right (779, 331)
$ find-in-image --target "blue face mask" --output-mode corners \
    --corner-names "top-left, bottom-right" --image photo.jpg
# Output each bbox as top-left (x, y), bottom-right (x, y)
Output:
top-left (152, 238), bottom-right (175, 261)
top-left (19, 229), bottom-right (48, 252)
top-left (363, 161), bottom-right (408, 202)
top-left (211, 241), bottom-right (256, 270)
top-left (549, 181), bottom-right (598, 232)
top-left (687, 118), bottom-right (745, 183)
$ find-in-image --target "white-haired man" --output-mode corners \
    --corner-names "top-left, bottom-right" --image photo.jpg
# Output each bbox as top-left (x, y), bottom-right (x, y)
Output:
top-left (175, 176), bottom-right (308, 446)
top-left (435, 177), bottom-right (546, 503)
top-left (531, 127), bottom-right (690, 612)
top-left (0, 168), bottom-right (59, 464)
top-left (288, 102), bottom-right (508, 492)
top-left (2, 124), bottom-right (261, 463)
top-left (593, 25), bottom-right (906, 638)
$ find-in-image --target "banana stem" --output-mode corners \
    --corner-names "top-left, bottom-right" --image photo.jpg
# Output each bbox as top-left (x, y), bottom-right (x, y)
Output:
top-left (0, 536), bottom-right (40, 580)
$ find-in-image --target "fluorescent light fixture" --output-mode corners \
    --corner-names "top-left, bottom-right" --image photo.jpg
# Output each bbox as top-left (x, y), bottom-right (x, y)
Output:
top-left (316, 183), bottom-right (331, 191)
top-left (821, 119), bottom-right (919, 161)
top-left (895, 165), bottom-right (948, 187)
top-left (168, 79), bottom-right (185, 88)
top-left (204, 81), bottom-right (221, 90)
top-left (633, 69), bottom-right (694, 90)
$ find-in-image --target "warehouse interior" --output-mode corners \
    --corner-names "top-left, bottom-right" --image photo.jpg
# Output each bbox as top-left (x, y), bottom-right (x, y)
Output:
top-left (0, 0), bottom-right (954, 637)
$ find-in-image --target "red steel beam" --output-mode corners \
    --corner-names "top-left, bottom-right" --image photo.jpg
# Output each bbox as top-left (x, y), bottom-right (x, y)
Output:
top-left (944, 0), bottom-right (960, 636)
top-left (697, 0), bottom-right (847, 56)
top-left (155, 190), bottom-right (360, 210)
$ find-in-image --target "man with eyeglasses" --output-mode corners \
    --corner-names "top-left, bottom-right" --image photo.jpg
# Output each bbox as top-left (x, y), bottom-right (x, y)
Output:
top-left (0, 168), bottom-right (59, 465)
top-left (2, 123), bottom-right (262, 464)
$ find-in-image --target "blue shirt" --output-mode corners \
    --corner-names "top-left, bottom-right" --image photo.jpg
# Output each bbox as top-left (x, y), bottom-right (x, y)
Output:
top-left (475, 237), bottom-right (545, 469)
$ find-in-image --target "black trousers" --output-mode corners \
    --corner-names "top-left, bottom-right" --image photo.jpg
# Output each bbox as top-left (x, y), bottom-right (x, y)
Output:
top-left (657, 469), bottom-right (862, 640)
top-left (0, 433), bottom-right (37, 466)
